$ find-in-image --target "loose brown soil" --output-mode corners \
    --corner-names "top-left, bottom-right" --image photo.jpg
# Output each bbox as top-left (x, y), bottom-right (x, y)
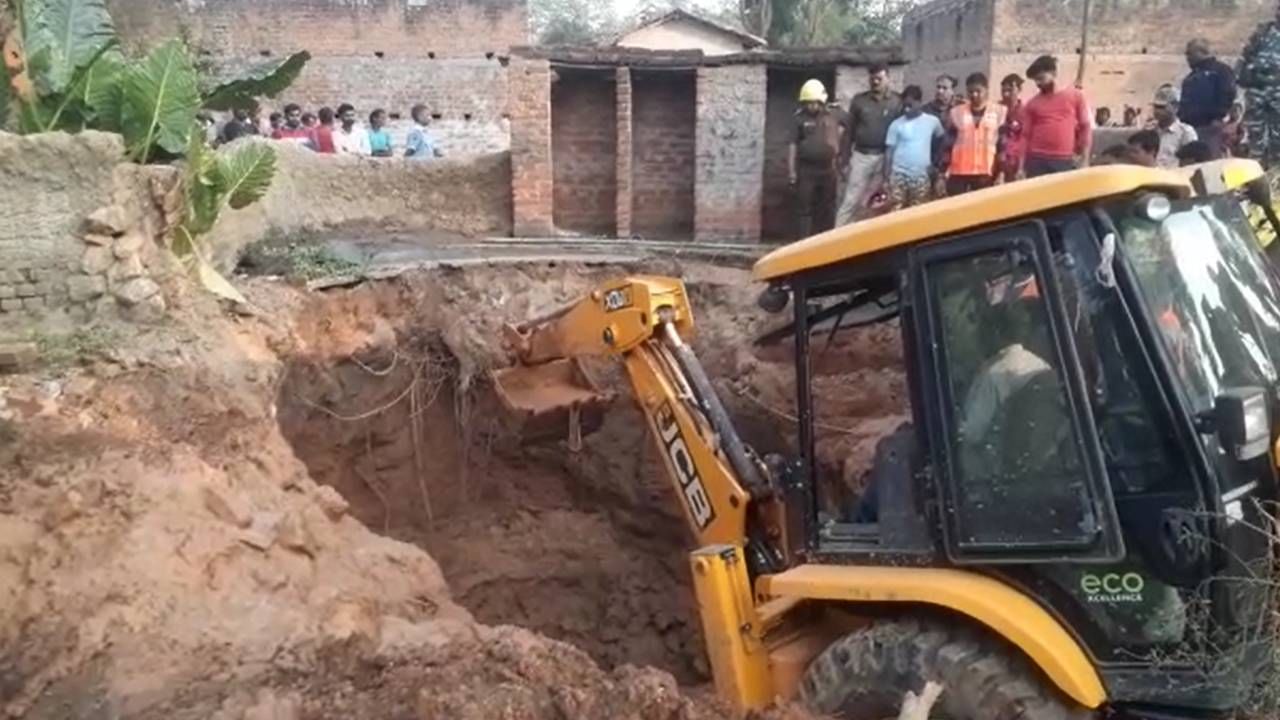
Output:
top-left (0, 259), bottom-right (907, 719)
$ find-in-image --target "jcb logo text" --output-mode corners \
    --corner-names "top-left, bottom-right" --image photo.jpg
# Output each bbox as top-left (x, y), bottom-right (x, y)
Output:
top-left (657, 403), bottom-right (715, 529)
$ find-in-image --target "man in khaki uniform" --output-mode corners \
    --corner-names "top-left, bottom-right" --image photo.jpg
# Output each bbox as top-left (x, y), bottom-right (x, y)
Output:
top-left (836, 63), bottom-right (902, 225)
top-left (789, 79), bottom-right (844, 238)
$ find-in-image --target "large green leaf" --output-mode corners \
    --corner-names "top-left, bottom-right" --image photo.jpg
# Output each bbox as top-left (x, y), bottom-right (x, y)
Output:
top-left (201, 50), bottom-right (310, 112)
top-left (23, 0), bottom-right (116, 95)
top-left (83, 47), bottom-right (124, 130)
top-left (120, 38), bottom-right (199, 162)
top-left (214, 141), bottom-right (276, 210)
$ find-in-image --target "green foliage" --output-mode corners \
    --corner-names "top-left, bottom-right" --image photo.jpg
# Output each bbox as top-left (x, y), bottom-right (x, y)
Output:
top-left (750, 0), bottom-right (921, 47)
top-left (21, 0), bottom-right (114, 94)
top-left (4, 0), bottom-right (308, 163)
top-left (120, 38), bottom-right (200, 162)
top-left (202, 51), bottom-right (310, 112)
top-left (529, 0), bottom-right (618, 44)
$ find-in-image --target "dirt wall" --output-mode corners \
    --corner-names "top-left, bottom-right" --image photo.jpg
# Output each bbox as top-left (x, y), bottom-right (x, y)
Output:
top-left (206, 141), bottom-right (513, 271)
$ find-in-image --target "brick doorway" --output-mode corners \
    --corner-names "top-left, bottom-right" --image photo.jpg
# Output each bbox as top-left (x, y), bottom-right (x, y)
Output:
top-left (552, 68), bottom-right (618, 236)
top-left (763, 67), bottom-right (837, 243)
top-left (629, 71), bottom-right (696, 240)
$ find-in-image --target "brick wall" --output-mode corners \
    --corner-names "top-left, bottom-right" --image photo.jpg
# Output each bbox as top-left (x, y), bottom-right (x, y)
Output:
top-left (991, 0), bottom-right (1268, 55)
top-left (551, 69), bottom-right (618, 236)
top-left (762, 69), bottom-right (836, 241)
top-left (695, 65), bottom-right (767, 243)
top-left (616, 68), bottom-right (634, 238)
top-left (630, 71), bottom-right (696, 240)
top-left (109, 0), bottom-right (526, 156)
top-left (904, 0), bottom-right (1270, 117)
top-left (510, 58), bottom-right (553, 236)
top-left (108, 0), bottom-right (527, 59)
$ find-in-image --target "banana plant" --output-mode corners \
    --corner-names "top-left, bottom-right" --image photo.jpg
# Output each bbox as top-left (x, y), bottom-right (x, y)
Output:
top-left (174, 129), bottom-right (278, 303)
top-left (3, 0), bottom-right (308, 161)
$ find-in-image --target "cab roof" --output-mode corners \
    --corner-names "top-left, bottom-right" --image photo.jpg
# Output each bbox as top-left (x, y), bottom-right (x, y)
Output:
top-left (752, 165), bottom-right (1192, 282)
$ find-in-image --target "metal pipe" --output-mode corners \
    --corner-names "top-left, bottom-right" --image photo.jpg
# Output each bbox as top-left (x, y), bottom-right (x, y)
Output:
top-left (661, 323), bottom-right (767, 496)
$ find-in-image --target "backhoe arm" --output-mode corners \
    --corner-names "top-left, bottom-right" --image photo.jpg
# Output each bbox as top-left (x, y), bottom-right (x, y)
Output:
top-left (503, 276), bottom-right (764, 549)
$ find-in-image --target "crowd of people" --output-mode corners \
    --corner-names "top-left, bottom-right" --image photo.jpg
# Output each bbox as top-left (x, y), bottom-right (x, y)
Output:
top-left (788, 36), bottom-right (1249, 237)
top-left (212, 102), bottom-right (444, 159)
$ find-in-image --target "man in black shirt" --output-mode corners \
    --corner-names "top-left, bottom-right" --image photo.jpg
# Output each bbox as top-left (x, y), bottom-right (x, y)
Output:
top-left (1180, 38), bottom-right (1236, 158)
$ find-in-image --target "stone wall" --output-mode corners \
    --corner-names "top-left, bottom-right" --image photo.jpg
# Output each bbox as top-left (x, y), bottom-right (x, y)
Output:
top-left (695, 65), bottom-right (767, 243)
top-left (903, 0), bottom-right (1271, 115)
top-left (207, 141), bottom-right (513, 269)
top-left (550, 69), bottom-right (618, 236)
top-left (0, 132), bottom-right (179, 325)
top-left (630, 71), bottom-right (697, 240)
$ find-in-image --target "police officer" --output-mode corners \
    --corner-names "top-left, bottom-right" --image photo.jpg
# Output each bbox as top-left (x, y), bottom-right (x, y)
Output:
top-left (1240, 7), bottom-right (1280, 167)
top-left (789, 79), bottom-right (843, 238)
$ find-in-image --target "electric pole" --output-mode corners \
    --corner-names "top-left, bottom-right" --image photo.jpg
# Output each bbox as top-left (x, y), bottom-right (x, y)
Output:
top-left (1076, 0), bottom-right (1092, 87)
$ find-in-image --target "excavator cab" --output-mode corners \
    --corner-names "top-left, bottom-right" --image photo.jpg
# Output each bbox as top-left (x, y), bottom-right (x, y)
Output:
top-left (493, 165), bottom-right (1280, 720)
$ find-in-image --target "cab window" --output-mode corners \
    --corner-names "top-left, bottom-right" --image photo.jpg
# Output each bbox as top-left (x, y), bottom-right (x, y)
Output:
top-left (927, 241), bottom-right (1099, 551)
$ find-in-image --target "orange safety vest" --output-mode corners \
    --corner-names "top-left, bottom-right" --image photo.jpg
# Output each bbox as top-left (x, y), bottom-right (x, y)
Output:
top-left (949, 102), bottom-right (1007, 177)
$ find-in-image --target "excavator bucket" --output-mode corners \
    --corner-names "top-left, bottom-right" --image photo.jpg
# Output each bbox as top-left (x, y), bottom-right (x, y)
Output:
top-left (489, 358), bottom-right (614, 447)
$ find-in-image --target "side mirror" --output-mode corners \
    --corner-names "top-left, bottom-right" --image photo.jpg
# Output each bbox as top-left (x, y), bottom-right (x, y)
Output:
top-left (1215, 387), bottom-right (1270, 461)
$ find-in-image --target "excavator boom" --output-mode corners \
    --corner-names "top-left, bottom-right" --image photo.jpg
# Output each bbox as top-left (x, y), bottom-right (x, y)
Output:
top-left (492, 276), bottom-right (762, 550)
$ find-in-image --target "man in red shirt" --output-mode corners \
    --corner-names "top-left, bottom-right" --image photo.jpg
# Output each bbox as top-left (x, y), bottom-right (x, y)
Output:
top-left (1019, 56), bottom-right (1093, 178)
top-left (272, 103), bottom-right (312, 145)
top-left (310, 106), bottom-right (337, 154)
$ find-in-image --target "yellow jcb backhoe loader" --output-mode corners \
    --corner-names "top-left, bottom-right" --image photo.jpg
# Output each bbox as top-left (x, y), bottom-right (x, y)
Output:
top-left (493, 163), bottom-right (1280, 720)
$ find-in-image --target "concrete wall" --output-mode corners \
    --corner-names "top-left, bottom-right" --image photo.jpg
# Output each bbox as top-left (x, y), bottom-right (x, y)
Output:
top-left (208, 141), bottom-right (513, 270)
top-left (903, 0), bottom-right (1269, 117)
top-left (550, 69), bottom-right (618, 236)
top-left (615, 22), bottom-right (750, 55)
top-left (630, 71), bottom-right (696, 240)
top-left (695, 65), bottom-right (767, 243)
top-left (108, 0), bottom-right (527, 157)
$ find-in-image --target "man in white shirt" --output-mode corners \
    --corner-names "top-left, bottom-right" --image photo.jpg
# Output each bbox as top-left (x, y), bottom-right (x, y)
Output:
top-left (1149, 85), bottom-right (1198, 169)
top-left (333, 103), bottom-right (371, 157)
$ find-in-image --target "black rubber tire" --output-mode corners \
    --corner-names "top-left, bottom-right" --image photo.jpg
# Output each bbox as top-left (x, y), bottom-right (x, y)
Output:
top-left (800, 619), bottom-right (1096, 720)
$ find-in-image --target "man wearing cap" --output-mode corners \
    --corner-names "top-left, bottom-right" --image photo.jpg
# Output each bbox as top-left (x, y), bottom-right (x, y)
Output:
top-left (1149, 85), bottom-right (1198, 169)
top-left (1180, 38), bottom-right (1236, 158)
top-left (789, 79), bottom-right (844, 238)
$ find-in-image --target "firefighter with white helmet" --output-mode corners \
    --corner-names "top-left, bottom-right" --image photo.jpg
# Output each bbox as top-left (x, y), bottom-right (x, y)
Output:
top-left (789, 79), bottom-right (844, 238)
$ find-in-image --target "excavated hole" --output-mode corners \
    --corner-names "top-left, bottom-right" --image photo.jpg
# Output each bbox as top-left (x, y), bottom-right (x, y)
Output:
top-left (275, 303), bottom-right (709, 683)
top-left (269, 267), bottom-right (910, 687)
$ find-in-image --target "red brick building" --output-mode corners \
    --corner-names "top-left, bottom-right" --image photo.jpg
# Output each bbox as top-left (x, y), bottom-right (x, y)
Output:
top-left (510, 47), bottom-right (904, 243)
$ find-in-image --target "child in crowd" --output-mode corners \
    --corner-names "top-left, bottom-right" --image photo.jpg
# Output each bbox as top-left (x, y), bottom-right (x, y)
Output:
top-left (405, 104), bottom-right (444, 160)
top-left (368, 109), bottom-right (394, 157)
